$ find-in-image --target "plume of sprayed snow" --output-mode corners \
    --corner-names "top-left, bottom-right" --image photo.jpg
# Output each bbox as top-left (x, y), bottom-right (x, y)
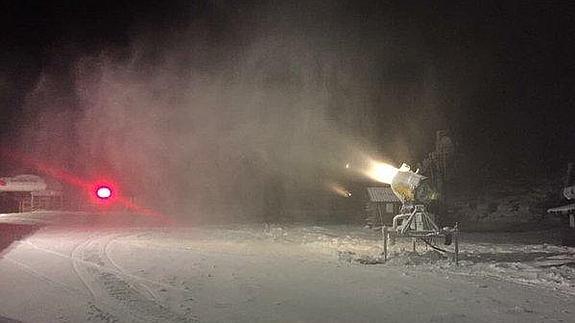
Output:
top-left (13, 1), bottom-right (450, 223)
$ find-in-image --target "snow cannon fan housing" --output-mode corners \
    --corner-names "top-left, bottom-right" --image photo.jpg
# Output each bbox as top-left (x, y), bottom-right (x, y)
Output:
top-left (390, 165), bottom-right (438, 205)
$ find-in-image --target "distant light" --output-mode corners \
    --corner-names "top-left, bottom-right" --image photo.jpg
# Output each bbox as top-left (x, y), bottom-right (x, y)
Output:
top-left (96, 186), bottom-right (112, 199)
top-left (328, 182), bottom-right (352, 198)
top-left (345, 163), bottom-right (350, 169)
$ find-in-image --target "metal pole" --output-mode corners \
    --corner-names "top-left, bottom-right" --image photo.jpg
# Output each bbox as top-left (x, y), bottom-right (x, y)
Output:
top-left (454, 223), bottom-right (459, 266)
top-left (383, 225), bottom-right (388, 262)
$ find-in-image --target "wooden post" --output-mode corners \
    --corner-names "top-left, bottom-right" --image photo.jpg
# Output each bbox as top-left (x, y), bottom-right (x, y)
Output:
top-left (382, 225), bottom-right (388, 262)
top-left (412, 238), bottom-right (416, 253)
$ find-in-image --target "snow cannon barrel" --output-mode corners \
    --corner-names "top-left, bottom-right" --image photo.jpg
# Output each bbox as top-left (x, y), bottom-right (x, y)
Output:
top-left (390, 164), bottom-right (438, 204)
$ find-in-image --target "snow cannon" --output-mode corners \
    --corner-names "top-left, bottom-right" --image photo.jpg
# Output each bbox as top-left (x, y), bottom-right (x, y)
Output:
top-left (390, 164), bottom-right (438, 205)
top-left (380, 163), bottom-right (459, 265)
top-left (387, 163), bottom-right (443, 234)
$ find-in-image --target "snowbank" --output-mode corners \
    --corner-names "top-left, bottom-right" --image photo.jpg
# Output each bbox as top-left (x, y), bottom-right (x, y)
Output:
top-left (247, 225), bottom-right (575, 296)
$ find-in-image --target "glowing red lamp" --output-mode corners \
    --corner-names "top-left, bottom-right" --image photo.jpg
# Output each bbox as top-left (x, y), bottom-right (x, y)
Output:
top-left (96, 186), bottom-right (112, 199)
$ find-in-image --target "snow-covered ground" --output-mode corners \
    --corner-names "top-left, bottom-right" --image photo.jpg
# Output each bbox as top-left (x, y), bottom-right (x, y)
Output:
top-left (0, 211), bottom-right (573, 322)
top-left (276, 225), bottom-right (575, 296)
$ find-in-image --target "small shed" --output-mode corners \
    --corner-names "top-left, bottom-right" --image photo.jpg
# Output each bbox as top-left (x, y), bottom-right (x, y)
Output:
top-left (365, 186), bottom-right (402, 227)
top-left (0, 176), bottom-right (64, 213)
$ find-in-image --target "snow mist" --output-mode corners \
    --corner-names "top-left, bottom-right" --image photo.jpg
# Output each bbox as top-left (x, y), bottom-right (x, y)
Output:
top-left (12, 2), bottom-right (446, 223)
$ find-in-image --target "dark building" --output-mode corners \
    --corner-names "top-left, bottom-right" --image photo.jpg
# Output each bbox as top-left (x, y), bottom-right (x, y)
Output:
top-left (365, 186), bottom-right (401, 227)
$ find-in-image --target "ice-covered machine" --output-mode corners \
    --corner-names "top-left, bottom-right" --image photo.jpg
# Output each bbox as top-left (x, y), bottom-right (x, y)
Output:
top-left (381, 163), bottom-right (459, 263)
top-left (389, 164), bottom-right (439, 234)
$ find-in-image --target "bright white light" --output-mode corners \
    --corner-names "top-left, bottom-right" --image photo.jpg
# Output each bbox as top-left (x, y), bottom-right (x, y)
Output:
top-left (367, 161), bottom-right (398, 184)
top-left (96, 186), bottom-right (112, 199)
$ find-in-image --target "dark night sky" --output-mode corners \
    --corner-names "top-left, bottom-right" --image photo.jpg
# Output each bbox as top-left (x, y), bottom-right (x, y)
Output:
top-left (1, 0), bottom-right (574, 183)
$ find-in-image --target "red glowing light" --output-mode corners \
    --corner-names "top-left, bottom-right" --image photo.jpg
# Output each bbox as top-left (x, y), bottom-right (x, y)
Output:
top-left (96, 186), bottom-right (112, 199)
top-left (0, 147), bottom-right (169, 221)
top-left (90, 181), bottom-right (119, 205)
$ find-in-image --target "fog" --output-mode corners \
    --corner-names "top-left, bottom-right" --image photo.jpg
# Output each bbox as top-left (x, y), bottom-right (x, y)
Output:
top-left (10, 1), bottom-right (450, 222)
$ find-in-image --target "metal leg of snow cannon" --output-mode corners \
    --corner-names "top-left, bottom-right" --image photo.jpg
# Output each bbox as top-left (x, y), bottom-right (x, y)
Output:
top-left (382, 225), bottom-right (388, 262)
top-left (453, 223), bottom-right (459, 266)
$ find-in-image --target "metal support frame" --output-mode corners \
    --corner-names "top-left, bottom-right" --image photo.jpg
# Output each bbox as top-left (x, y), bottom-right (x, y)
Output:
top-left (382, 206), bottom-right (459, 266)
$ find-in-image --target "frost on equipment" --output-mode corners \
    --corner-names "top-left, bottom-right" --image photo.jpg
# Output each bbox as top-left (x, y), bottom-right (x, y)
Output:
top-left (380, 163), bottom-right (459, 264)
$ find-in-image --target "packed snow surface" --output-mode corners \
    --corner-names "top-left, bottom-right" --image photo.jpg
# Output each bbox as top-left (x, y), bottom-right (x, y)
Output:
top-left (0, 211), bottom-right (573, 322)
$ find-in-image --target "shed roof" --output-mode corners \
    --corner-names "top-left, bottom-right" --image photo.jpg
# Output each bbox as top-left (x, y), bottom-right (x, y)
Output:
top-left (367, 186), bottom-right (401, 203)
top-left (31, 190), bottom-right (63, 197)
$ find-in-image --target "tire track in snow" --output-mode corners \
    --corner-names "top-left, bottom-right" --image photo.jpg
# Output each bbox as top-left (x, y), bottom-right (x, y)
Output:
top-left (20, 232), bottom-right (198, 322)
top-left (70, 233), bottom-right (100, 300)
top-left (80, 232), bottom-right (196, 322)
top-left (23, 238), bottom-right (191, 294)
top-left (102, 234), bottom-right (159, 301)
